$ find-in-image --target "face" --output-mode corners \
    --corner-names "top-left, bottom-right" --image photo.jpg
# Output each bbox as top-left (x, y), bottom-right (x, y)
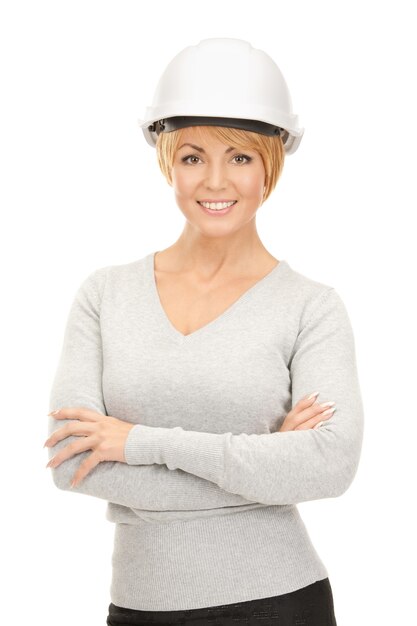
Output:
top-left (169, 127), bottom-right (266, 235)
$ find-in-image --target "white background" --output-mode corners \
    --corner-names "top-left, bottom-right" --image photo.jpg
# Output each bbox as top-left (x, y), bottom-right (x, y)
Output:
top-left (1, 1), bottom-right (416, 624)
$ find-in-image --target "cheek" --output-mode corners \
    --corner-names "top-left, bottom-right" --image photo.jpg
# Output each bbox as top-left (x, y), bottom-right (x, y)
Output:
top-left (234, 173), bottom-right (264, 196)
top-left (172, 169), bottom-right (197, 195)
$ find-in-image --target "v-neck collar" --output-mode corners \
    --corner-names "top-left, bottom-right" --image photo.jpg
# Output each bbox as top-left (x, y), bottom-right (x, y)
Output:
top-left (147, 251), bottom-right (289, 344)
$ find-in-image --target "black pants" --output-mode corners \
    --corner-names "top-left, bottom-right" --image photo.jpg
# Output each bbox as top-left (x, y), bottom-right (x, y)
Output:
top-left (106, 577), bottom-right (337, 625)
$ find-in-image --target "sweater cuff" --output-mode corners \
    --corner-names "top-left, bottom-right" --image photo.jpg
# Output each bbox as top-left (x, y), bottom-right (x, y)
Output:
top-left (123, 423), bottom-right (226, 486)
top-left (124, 423), bottom-right (170, 465)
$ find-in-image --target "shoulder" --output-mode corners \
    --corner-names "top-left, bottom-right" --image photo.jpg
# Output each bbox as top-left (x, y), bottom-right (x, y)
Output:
top-left (83, 253), bottom-right (150, 285)
top-left (77, 254), bottom-right (149, 302)
top-left (281, 261), bottom-right (350, 327)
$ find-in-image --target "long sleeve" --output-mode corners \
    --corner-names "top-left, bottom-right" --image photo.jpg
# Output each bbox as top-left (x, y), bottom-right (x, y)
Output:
top-left (124, 287), bottom-right (365, 506)
top-left (47, 268), bottom-right (258, 511)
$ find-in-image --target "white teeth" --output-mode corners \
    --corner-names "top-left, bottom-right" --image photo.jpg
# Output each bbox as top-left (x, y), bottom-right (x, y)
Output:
top-left (199, 201), bottom-right (236, 210)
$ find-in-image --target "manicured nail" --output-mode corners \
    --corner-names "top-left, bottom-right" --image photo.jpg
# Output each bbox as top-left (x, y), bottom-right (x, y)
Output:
top-left (307, 391), bottom-right (320, 400)
top-left (48, 409), bottom-right (61, 416)
top-left (314, 421), bottom-right (324, 430)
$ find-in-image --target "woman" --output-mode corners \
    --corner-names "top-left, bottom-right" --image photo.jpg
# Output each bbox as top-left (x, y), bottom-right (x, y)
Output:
top-left (45, 38), bottom-right (364, 625)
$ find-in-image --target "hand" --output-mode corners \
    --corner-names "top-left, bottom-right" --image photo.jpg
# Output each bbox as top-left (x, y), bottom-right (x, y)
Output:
top-left (279, 393), bottom-right (336, 432)
top-left (44, 407), bottom-right (135, 487)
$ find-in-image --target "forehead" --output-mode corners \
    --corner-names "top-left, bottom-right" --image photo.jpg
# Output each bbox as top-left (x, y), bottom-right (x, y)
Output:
top-left (178, 125), bottom-right (216, 139)
top-left (177, 127), bottom-right (226, 147)
top-left (175, 134), bottom-right (256, 158)
top-left (174, 126), bottom-right (259, 156)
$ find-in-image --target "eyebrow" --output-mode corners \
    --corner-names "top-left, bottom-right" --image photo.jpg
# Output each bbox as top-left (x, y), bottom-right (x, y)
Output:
top-left (177, 143), bottom-right (235, 154)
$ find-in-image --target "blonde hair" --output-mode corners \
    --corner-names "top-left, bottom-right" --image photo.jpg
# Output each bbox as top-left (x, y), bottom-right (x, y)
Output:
top-left (155, 125), bottom-right (285, 203)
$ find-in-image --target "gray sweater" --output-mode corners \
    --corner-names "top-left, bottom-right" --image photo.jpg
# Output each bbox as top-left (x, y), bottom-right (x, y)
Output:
top-left (47, 251), bottom-right (364, 611)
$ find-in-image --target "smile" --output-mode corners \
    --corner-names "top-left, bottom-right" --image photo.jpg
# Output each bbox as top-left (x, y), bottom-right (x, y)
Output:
top-left (198, 201), bottom-right (237, 211)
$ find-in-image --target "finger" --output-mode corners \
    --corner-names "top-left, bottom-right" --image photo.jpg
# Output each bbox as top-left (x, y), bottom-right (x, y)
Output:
top-left (45, 422), bottom-right (96, 448)
top-left (48, 407), bottom-right (106, 422)
top-left (71, 453), bottom-right (101, 488)
top-left (299, 392), bottom-right (320, 406)
top-left (46, 435), bottom-right (97, 468)
top-left (292, 400), bottom-right (336, 428)
top-left (287, 394), bottom-right (320, 423)
top-left (287, 401), bottom-right (321, 428)
top-left (295, 408), bottom-right (336, 430)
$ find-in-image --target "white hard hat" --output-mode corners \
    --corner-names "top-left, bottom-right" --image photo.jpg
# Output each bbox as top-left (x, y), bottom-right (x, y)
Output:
top-left (138, 37), bottom-right (304, 155)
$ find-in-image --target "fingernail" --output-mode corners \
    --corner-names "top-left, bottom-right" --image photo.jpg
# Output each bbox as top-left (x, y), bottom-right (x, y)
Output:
top-left (314, 421), bottom-right (324, 430)
top-left (307, 391), bottom-right (320, 400)
top-left (48, 409), bottom-right (61, 416)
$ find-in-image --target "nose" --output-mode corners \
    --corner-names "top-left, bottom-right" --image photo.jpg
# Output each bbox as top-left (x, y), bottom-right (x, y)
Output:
top-left (204, 161), bottom-right (228, 190)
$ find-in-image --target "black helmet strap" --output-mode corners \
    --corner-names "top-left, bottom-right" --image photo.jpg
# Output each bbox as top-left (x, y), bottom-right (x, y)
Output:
top-left (149, 116), bottom-right (282, 137)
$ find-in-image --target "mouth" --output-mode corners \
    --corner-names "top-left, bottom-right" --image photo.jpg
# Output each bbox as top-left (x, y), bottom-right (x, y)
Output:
top-left (197, 200), bottom-right (237, 216)
top-left (197, 200), bottom-right (237, 210)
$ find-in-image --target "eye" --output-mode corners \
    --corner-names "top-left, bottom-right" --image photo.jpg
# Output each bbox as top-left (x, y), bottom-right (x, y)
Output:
top-left (181, 155), bottom-right (202, 165)
top-left (232, 154), bottom-right (252, 164)
top-left (181, 154), bottom-right (253, 165)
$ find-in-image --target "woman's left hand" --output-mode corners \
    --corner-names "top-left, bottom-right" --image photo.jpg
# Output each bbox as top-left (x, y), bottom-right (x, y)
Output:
top-left (44, 407), bottom-right (135, 487)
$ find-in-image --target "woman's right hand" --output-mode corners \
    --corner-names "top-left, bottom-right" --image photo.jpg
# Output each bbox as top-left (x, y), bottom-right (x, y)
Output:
top-left (279, 393), bottom-right (336, 432)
